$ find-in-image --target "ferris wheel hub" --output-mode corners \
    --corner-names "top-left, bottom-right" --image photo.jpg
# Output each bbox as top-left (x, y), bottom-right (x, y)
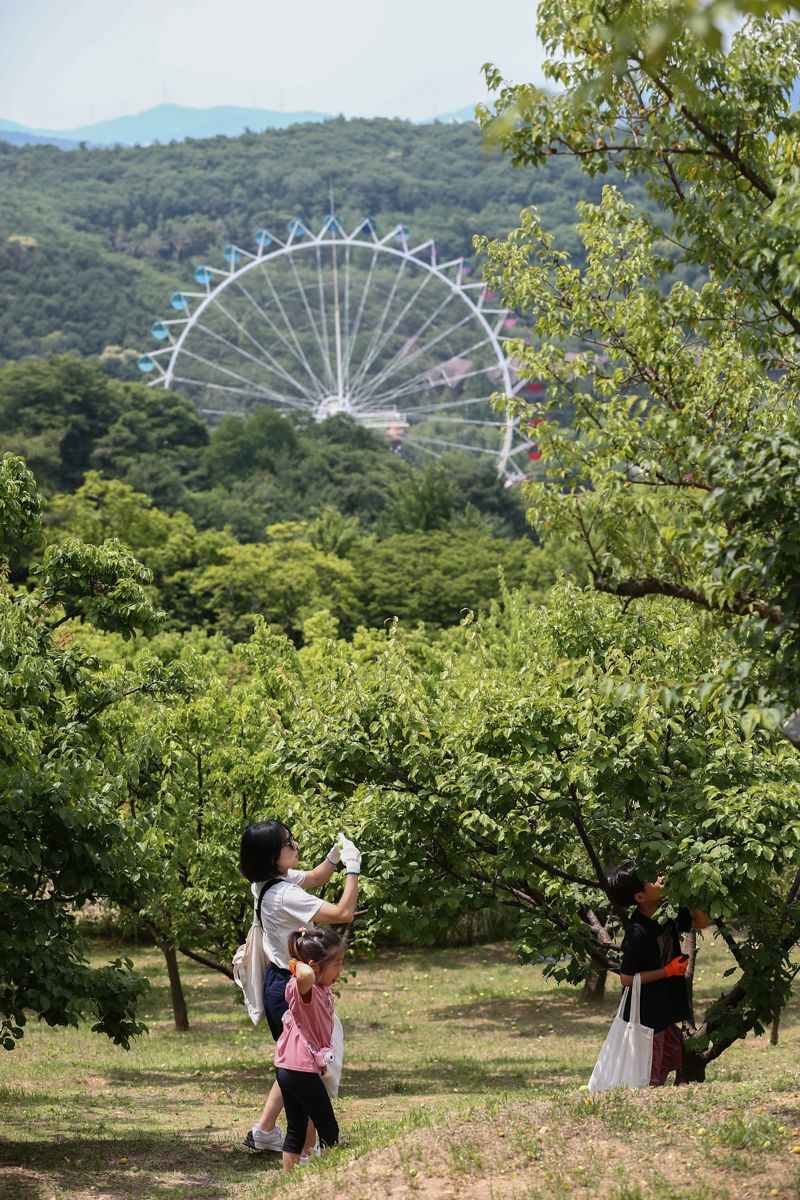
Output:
top-left (314, 395), bottom-right (352, 421)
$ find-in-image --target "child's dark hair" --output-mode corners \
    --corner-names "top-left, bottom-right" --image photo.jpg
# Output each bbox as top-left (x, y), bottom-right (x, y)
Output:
top-left (607, 859), bottom-right (646, 907)
top-left (288, 926), bottom-right (346, 966)
top-left (239, 819), bottom-right (291, 883)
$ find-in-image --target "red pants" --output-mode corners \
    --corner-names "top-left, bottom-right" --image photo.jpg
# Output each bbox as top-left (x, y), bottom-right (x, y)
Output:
top-left (650, 1024), bottom-right (683, 1086)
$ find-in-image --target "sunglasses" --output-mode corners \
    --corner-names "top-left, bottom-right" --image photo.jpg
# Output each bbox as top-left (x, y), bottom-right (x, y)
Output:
top-left (282, 834), bottom-right (298, 848)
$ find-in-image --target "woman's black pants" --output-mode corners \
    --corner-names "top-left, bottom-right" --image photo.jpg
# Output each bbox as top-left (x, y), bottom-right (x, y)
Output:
top-left (275, 1068), bottom-right (339, 1154)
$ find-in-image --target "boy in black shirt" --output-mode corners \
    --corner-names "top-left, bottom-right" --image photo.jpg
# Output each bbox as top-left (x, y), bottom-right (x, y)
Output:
top-left (608, 860), bottom-right (711, 1086)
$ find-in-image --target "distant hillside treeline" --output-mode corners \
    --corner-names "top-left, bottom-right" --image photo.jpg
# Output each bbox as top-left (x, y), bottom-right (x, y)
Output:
top-left (0, 118), bottom-right (649, 364)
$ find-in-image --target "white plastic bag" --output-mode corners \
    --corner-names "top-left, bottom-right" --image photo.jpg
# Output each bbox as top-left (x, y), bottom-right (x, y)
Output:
top-left (587, 973), bottom-right (653, 1092)
top-left (233, 888), bottom-right (269, 1026)
top-left (233, 921), bottom-right (268, 1025)
top-left (322, 1013), bottom-right (345, 1098)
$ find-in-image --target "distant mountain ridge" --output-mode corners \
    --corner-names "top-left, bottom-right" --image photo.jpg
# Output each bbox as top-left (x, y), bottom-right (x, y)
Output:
top-left (0, 102), bottom-right (479, 149)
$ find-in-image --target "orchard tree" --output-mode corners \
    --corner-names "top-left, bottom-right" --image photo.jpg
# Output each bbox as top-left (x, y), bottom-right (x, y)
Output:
top-left (87, 621), bottom-right (350, 1029)
top-left (243, 584), bottom-right (800, 1081)
top-left (0, 454), bottom-right (181, 1050)
top-left (476, 4), bottom-right (800, 730)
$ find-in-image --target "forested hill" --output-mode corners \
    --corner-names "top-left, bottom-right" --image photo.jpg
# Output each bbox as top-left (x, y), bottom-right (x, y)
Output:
top-left (0, 117), bottom-right (645, 365)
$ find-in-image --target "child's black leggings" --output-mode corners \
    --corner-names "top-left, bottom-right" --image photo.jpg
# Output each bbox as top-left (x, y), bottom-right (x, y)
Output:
top-left (276, 1067), bottom-right (339, 1155)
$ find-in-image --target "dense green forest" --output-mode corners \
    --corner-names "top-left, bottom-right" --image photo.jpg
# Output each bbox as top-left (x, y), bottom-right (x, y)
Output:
top-left (0, 118), bottom-right (652, 364)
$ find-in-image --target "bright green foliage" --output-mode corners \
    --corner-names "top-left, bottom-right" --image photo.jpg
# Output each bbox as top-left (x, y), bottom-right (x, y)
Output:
top-left (242, 584), bottom-right (800, 1070)
top-left (188, 534), bottom-right (361, 641)
top-left (352, 527), bottom-right (568, 629)
top-left (44, 477), bottom-right (549, 641)
top-left (476, 3), bottom-right (800, 720)
top-left (0, 455), bottom-right (174, 1049)
top-left (481, 4), bottom-right (800, 317)
top-left (46, 473), bottom-right (234, 628)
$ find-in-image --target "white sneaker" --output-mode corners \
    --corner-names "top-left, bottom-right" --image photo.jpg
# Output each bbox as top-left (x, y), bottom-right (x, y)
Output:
top-left (243, 1125), bottom-right (283, 1153)
top-left (298, 1142), bottom-right (322, 1166)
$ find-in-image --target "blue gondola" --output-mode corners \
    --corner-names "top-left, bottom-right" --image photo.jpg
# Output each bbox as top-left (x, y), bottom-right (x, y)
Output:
top-left (287, 219), bottom-right (305, 238)
top-left (361, 218), bottom-right (374, 236)
top-left (170, 291), bottom-right (189, 311)
top-left (224, 244), bottom-right (242, 263)
top-left (195, 265), bottom-right (212, 285)
top-left (137, 355), bottom-right (156, 373)
top-left (151, 321), bottom-right (169, 341)
top-left (255, 228), bottom-right (273, 249)
top-left (394, 224), bottom-right (410, 242)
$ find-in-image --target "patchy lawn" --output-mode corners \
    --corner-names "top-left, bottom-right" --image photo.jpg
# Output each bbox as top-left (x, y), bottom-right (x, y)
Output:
top-left (1, 937), bottom-right (798, 1200)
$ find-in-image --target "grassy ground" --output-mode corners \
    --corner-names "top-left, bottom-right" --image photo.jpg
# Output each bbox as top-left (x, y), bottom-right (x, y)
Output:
top-left (0, 937), bottom-right (798, 1200)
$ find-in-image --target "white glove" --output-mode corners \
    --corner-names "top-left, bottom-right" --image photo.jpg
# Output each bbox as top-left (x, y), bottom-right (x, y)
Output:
top-left (326, 841), bottom-right (342, 865)
top-left (337, 833), bottom-right (361, 874)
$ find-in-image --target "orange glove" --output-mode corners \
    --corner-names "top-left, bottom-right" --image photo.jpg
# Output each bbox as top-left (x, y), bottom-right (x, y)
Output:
top-left (664, 954), bottom-right (689, 978)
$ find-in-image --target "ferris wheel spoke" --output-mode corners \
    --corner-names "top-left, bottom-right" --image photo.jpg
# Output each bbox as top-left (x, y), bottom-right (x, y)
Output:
top-left (342, 242), bottom-right (352, 384)
top-left (355, 309), bottom-right (475, 406)
top-left (315, 243), bottom-right (333, 384)
top-left (352, 290), bottom-right (466, 405)
top-left (341, 246), bottom-right (380, 386)
top-left (349, 269), bottom-right (438, 397)
top-left (400, 436), bottom-right (442, 460)
top-left (287, 254), bottom-right (335, 392)
top-left (254, 266), bottom-right (329, 394)
top-left (404, 414), bottom-right (509, 428)
top-left (404, 394), bottom-right (505, 416)
top-left (232, 276), bottom-right (327, 396)
top-left (348, 256), bottom-right (411, 394)
top-left (178, 343), bottom-right (311, 412)
top-left (171, 376), bottom-right (294, 407)
top-left (190, 322), bottom-right (313, 411)
top-left (207, 294), bottom-right (318, 403)
top-left (399, 432), bottom-right (503, 456)
top-left (357, 349), bottom-right (500, 413)
top-left (177, 345), bottom-right (307, 409)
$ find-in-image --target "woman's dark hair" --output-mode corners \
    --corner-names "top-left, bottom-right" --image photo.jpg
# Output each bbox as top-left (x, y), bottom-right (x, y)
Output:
top-left (607, 859), bottom-right (646, 907)
top-left (239, 819), bottom-right (291, 883)
top-left (288, 926), bottom-right (346, 966)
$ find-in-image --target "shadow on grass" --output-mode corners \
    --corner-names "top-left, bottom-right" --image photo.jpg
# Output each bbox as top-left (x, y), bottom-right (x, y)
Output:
top-left (430, 993), bottom-right (616, 1037)
top-left (344, 1058), bottom-right (586, 1098)
top-left (0, 1133), bottom-right (280, 1200)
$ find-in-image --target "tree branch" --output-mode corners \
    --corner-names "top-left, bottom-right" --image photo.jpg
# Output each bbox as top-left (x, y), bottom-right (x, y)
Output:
top-left (178, 947), bottom-right (233, 980)
top-left (592, 573), bottom-right (785, 625)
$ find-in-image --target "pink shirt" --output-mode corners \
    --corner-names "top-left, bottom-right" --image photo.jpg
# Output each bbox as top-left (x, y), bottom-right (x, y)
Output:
top-left (274, 977), bottom-right (335, 1074)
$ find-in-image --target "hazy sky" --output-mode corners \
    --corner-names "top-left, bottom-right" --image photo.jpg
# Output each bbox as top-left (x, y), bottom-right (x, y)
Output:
top-left (1, 0), bottom-right (546, 130)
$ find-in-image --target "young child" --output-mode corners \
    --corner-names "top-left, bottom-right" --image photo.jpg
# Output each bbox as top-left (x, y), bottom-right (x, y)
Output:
top-left (274, 926), bottom-right (346, 1171)
top-left (608, 860), bottom-right (711, 1087)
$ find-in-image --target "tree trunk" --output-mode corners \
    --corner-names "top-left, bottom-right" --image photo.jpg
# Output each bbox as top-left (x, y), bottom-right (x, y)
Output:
top-left (684, 930), bottom-right (697, 1026)
top-left (770, 1013), bottom-right (780, 1046)
top-left (161, 943), bottom-right (190, 1031)
top-left (676, 1045), bottom-right (706, 1083)
top-left (581, 968), bottom-right (608, 1005)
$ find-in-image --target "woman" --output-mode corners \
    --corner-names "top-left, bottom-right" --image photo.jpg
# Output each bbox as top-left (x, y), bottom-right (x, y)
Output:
top-left (238, 818), bottom-right (361, 1156)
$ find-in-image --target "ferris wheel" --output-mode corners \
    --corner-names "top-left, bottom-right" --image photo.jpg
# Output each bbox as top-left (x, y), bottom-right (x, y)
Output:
top-left (138, 215), bottom-right (535, 478)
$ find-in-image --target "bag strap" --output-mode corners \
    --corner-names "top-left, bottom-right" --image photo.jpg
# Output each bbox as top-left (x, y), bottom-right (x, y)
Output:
top-left (255, 883), bottom-right (270, 928)
top-left (256, 875), bottom-right (288, 927)
top-left (629, 972), bottom-right (643, 1025)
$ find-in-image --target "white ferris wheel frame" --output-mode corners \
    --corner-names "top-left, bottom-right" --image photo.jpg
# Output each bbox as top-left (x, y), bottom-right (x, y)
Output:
top-left (141, 215), bottom-right (530, 477)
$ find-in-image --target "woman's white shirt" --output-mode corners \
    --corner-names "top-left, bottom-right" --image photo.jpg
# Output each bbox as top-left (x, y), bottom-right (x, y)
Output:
top-left (251, 870), bottom-right (323, 969)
